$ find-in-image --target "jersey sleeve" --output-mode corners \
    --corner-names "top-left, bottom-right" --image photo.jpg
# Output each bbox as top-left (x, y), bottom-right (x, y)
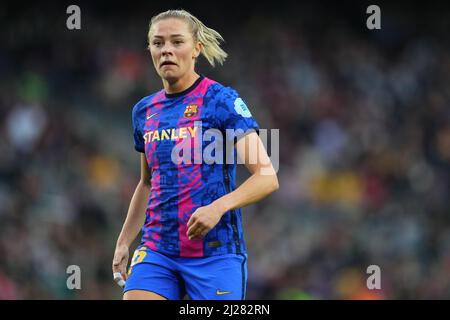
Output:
top-left (132, 102), bottom-right (145, 153)
top-left (216, 87), bottom-right (260, 141)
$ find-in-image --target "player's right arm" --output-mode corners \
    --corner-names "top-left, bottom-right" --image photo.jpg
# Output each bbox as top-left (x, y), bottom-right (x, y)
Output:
top-left (112, 153), bottom-right (151, 281)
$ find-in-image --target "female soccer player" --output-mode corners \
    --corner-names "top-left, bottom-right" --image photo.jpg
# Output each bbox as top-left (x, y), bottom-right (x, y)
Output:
top-left (112, 9), bottom-right (279, 300)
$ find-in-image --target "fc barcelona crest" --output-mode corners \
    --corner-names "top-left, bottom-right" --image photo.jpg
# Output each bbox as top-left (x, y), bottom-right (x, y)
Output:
top-left (184, 104), bottom-right (198, 118)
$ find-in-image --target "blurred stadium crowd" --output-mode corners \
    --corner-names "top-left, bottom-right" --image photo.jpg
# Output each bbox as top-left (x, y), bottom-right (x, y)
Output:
top-left (1, 2), bottom-right (450, 299)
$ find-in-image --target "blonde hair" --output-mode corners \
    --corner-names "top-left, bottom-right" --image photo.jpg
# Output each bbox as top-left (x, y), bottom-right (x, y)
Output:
top-left (148, 9), bottom-right (228, 67)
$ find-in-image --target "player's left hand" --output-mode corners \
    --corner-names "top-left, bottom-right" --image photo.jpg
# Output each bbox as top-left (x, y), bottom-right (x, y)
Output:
top-left (187, 204), bottom-right (223, 240)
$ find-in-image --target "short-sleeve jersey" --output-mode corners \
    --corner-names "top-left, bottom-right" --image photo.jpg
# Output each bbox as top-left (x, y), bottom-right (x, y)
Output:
top-left (132, 75), bottom-right (259, 257)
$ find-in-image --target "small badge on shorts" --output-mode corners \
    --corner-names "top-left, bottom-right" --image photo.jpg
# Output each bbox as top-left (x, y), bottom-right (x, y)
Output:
top-left (208, 240), bottom-right (222, 248)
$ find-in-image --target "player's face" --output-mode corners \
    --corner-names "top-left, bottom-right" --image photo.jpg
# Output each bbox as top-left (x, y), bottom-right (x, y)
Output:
top-left (149, 18), bottom-right (201, 82)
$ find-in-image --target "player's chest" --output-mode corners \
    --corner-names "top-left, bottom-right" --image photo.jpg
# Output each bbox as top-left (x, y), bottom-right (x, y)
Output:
top-left (142, 101), bottom-right (217, 147)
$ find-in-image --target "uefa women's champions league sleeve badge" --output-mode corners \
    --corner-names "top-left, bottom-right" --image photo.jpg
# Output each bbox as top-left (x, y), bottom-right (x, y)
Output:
top-left (234, 98), bottom-right (252, 118)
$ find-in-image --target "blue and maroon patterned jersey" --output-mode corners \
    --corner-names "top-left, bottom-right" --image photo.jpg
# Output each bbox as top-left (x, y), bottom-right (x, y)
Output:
top-left (131, 75), bottom-right (259, 257)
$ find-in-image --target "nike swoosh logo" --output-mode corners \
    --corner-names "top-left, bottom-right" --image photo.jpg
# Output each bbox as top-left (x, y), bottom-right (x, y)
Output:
top-left (146, 113), bottom-right (158, 120)
top-left (216, 289), bottom-right (232, 295)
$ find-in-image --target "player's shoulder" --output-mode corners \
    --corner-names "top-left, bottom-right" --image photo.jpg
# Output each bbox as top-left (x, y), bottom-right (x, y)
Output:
top-left (204, 78), bottom-right (239, 100)
top-left (131, 90), bottom-right (163, 116)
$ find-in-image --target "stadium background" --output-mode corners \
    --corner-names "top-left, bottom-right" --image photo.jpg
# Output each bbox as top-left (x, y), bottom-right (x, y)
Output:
top-left (1, 0), bottom-right (450, 299)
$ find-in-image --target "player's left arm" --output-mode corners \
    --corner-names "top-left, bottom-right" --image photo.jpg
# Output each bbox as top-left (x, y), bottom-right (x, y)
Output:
top-left (187, 132), bottom-right (279, 240)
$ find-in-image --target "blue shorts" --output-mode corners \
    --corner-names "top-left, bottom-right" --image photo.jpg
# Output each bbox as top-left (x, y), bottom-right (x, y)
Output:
top-left (124, 246), bottom-right (248, 300)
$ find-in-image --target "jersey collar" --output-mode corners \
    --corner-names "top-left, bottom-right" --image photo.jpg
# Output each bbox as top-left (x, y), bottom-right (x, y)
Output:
top-left (164, 74), bottom-right (205, 99)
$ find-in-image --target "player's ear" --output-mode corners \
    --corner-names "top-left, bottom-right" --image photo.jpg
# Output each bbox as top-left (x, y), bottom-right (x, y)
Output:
top-left (193, 41), bottom-right (202, 59)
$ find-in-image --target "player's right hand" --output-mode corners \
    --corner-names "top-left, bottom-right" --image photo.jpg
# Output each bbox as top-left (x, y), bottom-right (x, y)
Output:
top-left (112, 244), bottom-right (129, 287)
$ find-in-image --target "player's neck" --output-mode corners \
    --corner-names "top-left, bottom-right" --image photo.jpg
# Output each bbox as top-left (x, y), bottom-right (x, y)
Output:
top-left (163, 72), bottom-right (200, 95)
